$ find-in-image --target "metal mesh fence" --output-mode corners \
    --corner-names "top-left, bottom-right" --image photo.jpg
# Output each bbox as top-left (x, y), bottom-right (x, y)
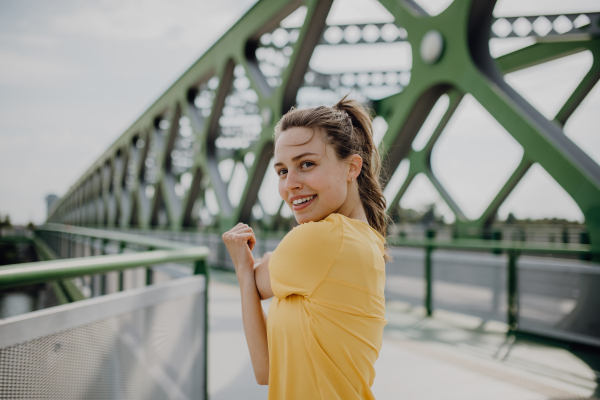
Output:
top-left (0, 277), bottom-right (206, 400)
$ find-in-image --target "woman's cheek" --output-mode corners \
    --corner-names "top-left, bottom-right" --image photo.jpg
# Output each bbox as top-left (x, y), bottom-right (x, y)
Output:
top-left (278, 180), bottom-right (287, 200)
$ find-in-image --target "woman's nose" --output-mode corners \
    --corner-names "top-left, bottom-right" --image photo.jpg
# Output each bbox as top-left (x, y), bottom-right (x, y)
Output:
top-left (284, 170), bottom-right (302, 192)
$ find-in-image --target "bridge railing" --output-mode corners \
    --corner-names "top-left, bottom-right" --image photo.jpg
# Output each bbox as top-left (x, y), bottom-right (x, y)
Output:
top-left (91, 224), bottom-right (600, 348)
top-left (32, 223), bottom-right (204, 300)
top-left (0, 229), bottom-right (210, 399)
top-left (25, 222), bottom-right (600, 349)
top-left (388, 238), bottom-right (599, 347)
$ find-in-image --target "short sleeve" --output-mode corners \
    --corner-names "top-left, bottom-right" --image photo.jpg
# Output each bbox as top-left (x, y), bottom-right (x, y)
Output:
top-left (268, 214), bottom-right (343, 298)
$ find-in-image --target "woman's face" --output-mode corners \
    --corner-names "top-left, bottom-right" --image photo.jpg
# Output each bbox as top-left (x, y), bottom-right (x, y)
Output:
top-left (274, 127), bottom-right (350, 224)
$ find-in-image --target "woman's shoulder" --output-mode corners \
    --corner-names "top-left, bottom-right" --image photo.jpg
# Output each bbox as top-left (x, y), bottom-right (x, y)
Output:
top-left (287, 213), bottom-right (342, 236)
top-left (280, 213), bottom-right (343, 251)
top-left (269, 214), bottom-right (344, 297)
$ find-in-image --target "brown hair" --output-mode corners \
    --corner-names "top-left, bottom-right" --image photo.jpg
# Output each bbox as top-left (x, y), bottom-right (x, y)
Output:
top-left (274, 95), bottom-right (391, 261)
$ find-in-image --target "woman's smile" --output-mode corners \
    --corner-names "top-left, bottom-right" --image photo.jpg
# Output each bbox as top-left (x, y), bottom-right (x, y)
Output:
top-left (291, 194), bottom-right (317, 211)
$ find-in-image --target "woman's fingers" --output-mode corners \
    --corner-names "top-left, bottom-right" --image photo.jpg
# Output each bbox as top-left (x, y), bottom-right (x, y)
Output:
top-left (247, 231), bottom-right (256, 251)
top-left (229, 223), bottom-right (252, 233)
top-left (224, 224), bottom-right (256, 248)
top-left (223, 224), bottom-right (256, 245)
top-left (223, 231), bottom-right (254, 244)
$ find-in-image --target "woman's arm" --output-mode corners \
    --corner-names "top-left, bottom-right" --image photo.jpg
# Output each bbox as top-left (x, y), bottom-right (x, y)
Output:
top-left (222, 224), bottom-right (269, 385)
top-left (254, 252), bottom-right (274, 300)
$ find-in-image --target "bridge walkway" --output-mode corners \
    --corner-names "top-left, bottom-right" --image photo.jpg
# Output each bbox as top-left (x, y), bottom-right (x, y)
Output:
top-left (208, 269), bottom-right (599, 400)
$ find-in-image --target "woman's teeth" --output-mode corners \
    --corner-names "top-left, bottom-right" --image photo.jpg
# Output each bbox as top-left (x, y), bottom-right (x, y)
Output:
top-left (292, 195), bottom-right (315, 205)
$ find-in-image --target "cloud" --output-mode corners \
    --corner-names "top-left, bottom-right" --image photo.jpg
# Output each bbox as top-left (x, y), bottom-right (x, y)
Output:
top-left (0, 50), bottom-right (84, 86)
top-left (0, 128), bottom-right (106, 224)
top-left (13, 33), bottom-right (58, 47)
top-left (49, 0), bottom-right (256, 47)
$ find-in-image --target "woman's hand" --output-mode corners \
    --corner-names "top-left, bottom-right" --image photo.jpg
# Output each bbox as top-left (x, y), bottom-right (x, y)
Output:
top-left (222, 223), bottom-right (256, 279)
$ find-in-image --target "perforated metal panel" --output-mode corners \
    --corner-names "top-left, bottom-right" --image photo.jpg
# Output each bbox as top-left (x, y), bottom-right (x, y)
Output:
top-left (518, 257), bottom-right (600, 347)
top-left (0, 275), bottom-right (206, 400)
top-left (432, 250), bottom-right (507, 322)
top-left (384, 247), bottom-right (426, 306)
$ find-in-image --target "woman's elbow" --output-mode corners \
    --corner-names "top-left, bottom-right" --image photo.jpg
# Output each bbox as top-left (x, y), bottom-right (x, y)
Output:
top-left (255, 374), bottom-right (268, 385)
top-left (259, 291), bottom-right (273, 301)
top-left (254, 363), bottom-right (269, 385)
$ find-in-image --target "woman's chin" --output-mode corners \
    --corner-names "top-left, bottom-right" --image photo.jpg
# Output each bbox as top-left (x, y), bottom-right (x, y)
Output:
top-left (294, 209), bottom-right (330, 224)
top-left (294, 212), bottom-right (314, 225)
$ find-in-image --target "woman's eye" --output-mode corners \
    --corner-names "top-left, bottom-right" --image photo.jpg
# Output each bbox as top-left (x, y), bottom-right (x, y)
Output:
top-left (300, 161), bottom-right (314, 168)
top-left (277, 169), bottom-right (287, 176)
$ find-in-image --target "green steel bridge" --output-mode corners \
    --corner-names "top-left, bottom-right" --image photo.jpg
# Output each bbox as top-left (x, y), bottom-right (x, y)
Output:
top-left (1, 0), bottom-right (600, 398)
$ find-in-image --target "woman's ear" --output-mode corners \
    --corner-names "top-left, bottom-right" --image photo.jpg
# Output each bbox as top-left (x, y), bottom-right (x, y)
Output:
top-left (348, 154), bottom-right (363, 181)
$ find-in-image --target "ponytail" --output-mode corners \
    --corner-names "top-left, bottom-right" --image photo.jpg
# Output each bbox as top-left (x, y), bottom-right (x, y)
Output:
top-left (274, 95), bottom-right (392, 261)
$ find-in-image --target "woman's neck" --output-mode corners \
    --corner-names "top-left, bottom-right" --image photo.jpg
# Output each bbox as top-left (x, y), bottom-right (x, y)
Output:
top-left (335, 183), bottom-right (369, 224)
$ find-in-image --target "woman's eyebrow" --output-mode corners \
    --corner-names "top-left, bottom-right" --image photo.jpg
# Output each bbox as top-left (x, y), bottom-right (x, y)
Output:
top-left (274, 152), bottom-right (319, 168)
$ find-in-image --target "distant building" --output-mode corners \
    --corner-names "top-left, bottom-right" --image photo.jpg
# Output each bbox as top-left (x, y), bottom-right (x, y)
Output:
top-left (45, 194), bottom-right (59, 219)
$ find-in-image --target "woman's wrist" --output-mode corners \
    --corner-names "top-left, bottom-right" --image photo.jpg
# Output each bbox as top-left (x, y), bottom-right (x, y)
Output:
top-left (236, 265), bottom-right (255, 285)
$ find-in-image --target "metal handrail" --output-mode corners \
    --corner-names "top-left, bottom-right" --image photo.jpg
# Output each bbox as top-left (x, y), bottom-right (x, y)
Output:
top-left (52, 223), bottom-right (592, 254)
top-left (388, 238), bottom-right (592, 254)
top-left (39, 223), bottom-right (190, 250)
top-left (0, 246), bottom-right (209, 290)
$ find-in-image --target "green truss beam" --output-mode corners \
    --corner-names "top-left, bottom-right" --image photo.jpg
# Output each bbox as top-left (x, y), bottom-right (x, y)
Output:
top-left (46, 0), bottom-right (600, 259)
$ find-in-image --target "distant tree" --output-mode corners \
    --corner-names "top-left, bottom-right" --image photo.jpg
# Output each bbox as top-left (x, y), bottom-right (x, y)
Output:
top-left (506, 212), bottom-right (516, 224)
top-left (420, 204), bottom-right (437, 226)
top-left (397, 207), bottom-right (421, 223)
top-left (27, 222), bottom-right (36, 230)
top-left (0, 215), bottom-right (11, 228)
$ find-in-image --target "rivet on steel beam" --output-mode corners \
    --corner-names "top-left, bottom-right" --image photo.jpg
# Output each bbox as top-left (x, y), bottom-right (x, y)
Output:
top-left (420, 30), bottom-right (445, 65)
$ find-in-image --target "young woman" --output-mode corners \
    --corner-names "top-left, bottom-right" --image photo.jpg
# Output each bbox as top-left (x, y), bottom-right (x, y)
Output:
top-left (222, 96), bottom-right (389, 399)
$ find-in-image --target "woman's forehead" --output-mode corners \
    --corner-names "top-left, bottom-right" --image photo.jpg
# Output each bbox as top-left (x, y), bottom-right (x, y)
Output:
top-left (274, 127), bottom-right (328, 160)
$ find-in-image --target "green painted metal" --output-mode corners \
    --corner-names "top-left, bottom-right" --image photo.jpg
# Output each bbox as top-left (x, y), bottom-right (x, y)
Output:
top-left (388, 237), bottom-right (592, 254)
top-left (32, 234), bottom-right (85, 303)
top-left (507, 250), bottom-right (519, 332)
top-left (424, 246), bottom-right (433, 316)
top-left (32, 236), bottom-right (58, 261)
top-left (35, 223), bottom-right (195, 301)
top-left (194, 259), bottom-right (210, 398)
top-left (375, 2), bottom-right (600, 254)
top-left (40, 223), bottom-right (190, 250)
top-left (57, 280), bottom-right (87, 302)
top-left (0, 246), bottom-right (209, 290)
top-left (43, 0), bottom-right (600, 260)
top-left (49, 281), bottom-right (70, 305)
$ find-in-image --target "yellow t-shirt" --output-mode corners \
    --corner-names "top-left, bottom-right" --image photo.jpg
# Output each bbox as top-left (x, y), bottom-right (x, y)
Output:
top-left (267, 213), bottom-right (387, 400)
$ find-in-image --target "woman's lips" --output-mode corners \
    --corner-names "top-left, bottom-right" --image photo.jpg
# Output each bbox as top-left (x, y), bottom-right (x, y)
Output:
top-left (292, 195), bottom-right (316, 210)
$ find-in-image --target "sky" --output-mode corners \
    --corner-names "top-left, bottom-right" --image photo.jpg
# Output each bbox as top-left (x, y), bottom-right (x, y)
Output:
top-left (0, 0), bottom-right (598, 225)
